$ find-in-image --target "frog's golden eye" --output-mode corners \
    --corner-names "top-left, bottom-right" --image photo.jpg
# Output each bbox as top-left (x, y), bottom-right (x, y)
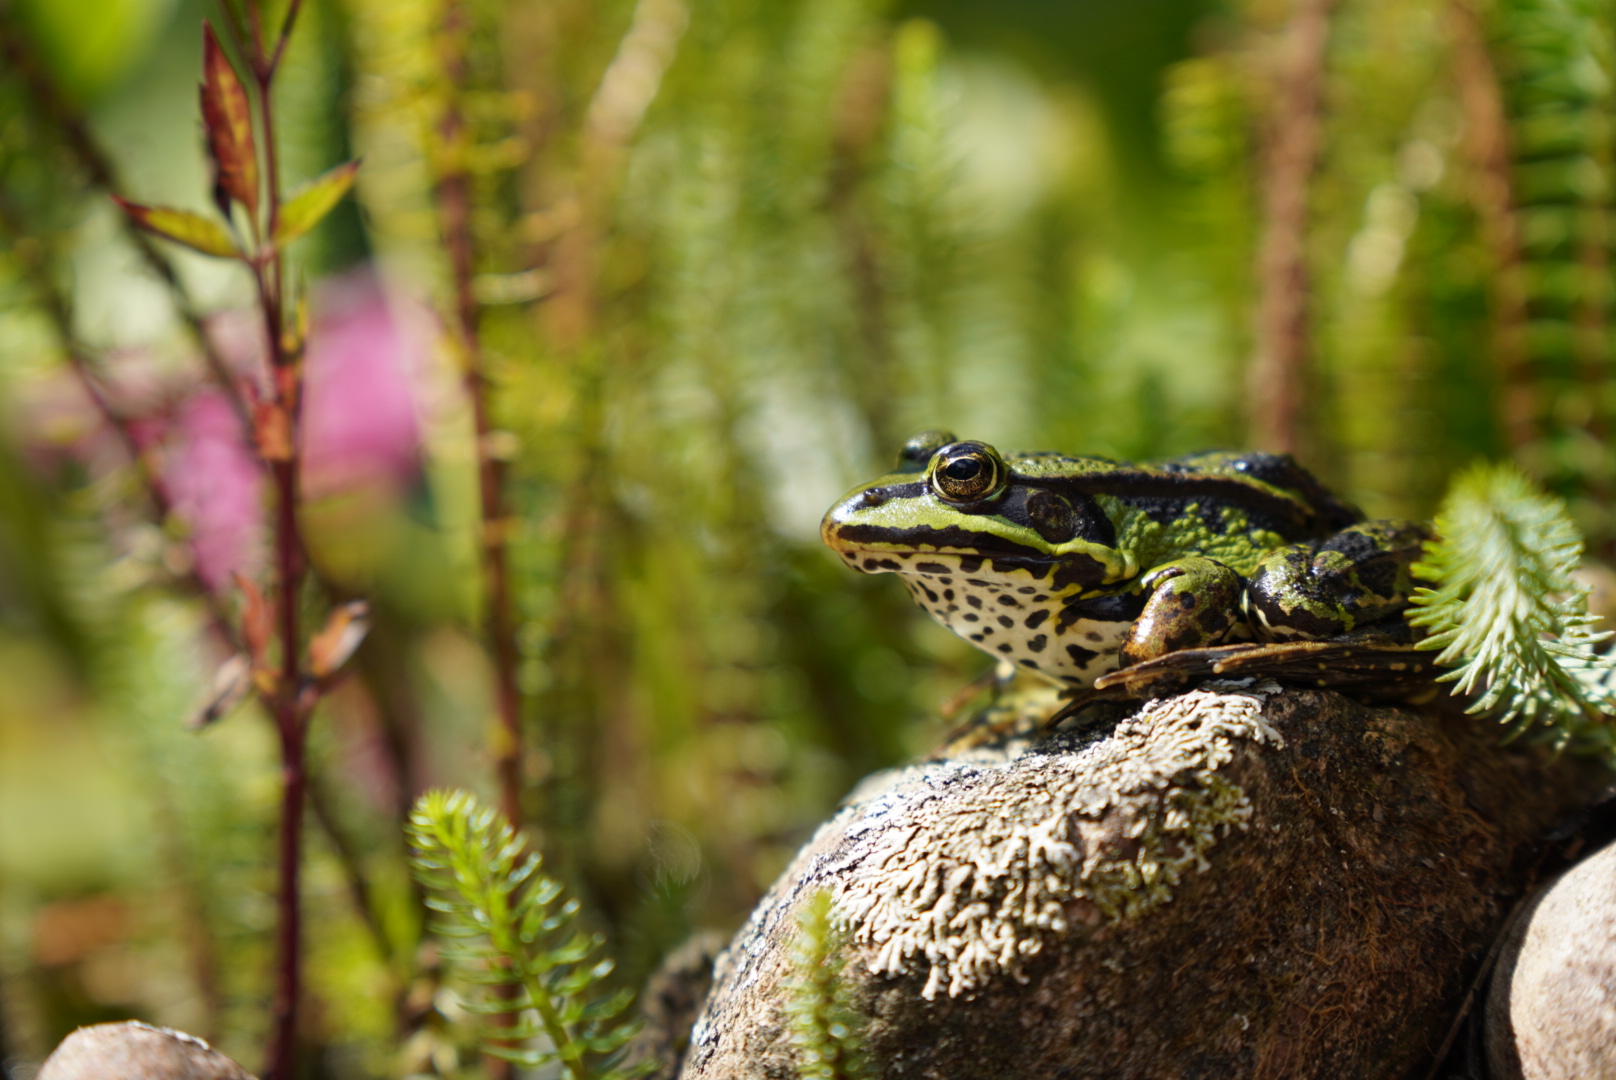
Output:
top-left (929, 442), bottom-right (1004, 503)
top-left (897, 430), bottom-right (958, 471)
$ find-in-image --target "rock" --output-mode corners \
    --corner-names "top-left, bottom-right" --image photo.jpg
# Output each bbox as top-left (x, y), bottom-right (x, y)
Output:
top-left (1487, 837), bottom-right (1616, 1080)
top-left (679, 683), bottom-right (1601, 1080)
top-left (624, 930), bottom-right (729, 1080)
top-left (38, 1021), bottom-right (255, 1080)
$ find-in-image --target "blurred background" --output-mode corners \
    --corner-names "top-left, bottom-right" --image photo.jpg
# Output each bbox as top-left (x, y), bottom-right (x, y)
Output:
top-left (0, 0), bottom-right (1611, 1075)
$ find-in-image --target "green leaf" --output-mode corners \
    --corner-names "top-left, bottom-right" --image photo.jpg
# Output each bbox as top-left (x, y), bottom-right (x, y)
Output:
top-left (112, 198), bottom-right (240, 258)
top-left (272, 160), bottom-right (360, 249)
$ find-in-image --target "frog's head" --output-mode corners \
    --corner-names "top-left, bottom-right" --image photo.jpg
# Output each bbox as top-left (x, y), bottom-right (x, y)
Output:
top-left (820, 431), bottom-right (1134, 592)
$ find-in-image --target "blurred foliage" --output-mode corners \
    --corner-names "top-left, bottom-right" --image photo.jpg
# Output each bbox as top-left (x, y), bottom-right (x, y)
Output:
top-left (1, 0), bottom-right (1616, 1076)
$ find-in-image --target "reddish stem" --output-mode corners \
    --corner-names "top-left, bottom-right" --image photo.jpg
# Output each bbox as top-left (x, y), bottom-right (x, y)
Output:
top-left (245, 8), bottom-right (311, 1073)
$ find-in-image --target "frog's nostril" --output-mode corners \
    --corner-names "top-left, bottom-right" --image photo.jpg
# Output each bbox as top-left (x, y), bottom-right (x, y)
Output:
top-left (859, 489), bottom-right (888, 508)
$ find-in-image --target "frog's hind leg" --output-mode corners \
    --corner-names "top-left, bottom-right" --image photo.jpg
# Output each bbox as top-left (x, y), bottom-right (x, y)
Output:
top-left (1244, 519), bottom-right (1432, 642)
top-left (1118, 556), bottom-right (1245, 666)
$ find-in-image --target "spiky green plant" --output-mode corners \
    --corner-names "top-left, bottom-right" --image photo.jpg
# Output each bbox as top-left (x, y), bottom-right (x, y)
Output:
top-left (1407, 462), bottom-right (1616, 757)
top-left (785, 890), bottom-right (872, 1080)
top-left (406, 789), bottom-right (651, 1079)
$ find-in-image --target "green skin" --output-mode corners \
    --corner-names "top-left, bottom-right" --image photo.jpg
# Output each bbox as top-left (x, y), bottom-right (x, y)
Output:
top-left (821, 432), bottom-right (1430, 689)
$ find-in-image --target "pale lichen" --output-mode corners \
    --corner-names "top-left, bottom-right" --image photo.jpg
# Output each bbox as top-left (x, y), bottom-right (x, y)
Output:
top-left (829, 682), bottom-right (1285, 998)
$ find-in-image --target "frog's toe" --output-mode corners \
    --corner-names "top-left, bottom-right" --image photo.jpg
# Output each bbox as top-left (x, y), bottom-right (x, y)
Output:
top-left (1119, 557), bottom-right (1244, 665)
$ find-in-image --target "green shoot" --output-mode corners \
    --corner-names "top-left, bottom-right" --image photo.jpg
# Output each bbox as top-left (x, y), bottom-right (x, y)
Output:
top-left (1407, 462), bottom-right (1616, 757)
top-left (406, 789), bottom-right (651, 1080)
top-left (785, 890), bottom-right (872, 1080)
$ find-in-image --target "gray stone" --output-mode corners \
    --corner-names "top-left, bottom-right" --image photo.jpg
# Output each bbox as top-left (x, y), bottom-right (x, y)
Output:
top-left (1488, 837), bottom-right (1616, 1080)
top-left (38, 1021), bottom-right (254, 1080)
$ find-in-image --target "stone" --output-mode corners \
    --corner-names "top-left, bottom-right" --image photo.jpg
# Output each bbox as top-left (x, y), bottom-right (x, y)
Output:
top-left (679, 684), bottom-right (1600, 1080)
top-left (38, 1021), bottom-right (255, 1080)
top-left (1487, 836), bottom-right (1616, 1080)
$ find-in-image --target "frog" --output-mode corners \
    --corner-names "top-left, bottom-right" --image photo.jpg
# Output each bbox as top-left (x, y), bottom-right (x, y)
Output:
top-left (820, 431), bottom-right (1432, 691)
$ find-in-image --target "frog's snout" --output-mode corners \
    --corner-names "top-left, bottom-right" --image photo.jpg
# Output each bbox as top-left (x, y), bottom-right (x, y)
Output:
top-left (820, 486), bottom-right (886, 555)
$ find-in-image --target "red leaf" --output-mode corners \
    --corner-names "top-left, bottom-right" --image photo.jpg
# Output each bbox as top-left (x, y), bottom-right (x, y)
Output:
top-left (233, 571), bottom-right (273, 668)
top-left (201, 23), bottom-right (260, 218)
top-left (308, 600), bottom-right (371, 679)
top-left (112, 198), bottom-right (240, 258)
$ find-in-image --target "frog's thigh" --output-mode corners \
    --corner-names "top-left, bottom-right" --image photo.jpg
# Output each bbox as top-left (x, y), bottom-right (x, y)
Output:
top-left (1119, 557), bottom-right (1244, 666)
top-left (1245, 519), bottom-right (1432, 642)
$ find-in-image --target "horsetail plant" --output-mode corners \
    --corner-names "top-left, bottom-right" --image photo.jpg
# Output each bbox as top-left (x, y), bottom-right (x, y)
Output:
top-left (785, 890), bottom-right (872, 1080)
top-left (406, 789), bottom-right (651, 1080)
top-left (1407, 462), bottom-right (1616, 759)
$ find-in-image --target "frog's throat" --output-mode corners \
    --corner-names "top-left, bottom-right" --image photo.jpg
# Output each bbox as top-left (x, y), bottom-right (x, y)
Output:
top-left (895, 573), bottom-right (1134, 687)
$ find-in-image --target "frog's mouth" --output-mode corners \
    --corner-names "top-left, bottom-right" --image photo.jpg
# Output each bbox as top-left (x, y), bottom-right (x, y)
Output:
top-left (821, 518), bottom-right (1113, 590)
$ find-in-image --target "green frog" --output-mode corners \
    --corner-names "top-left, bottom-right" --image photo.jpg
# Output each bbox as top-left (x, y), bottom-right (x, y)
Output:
top-left (821, 431), bottom-right (1432, 690)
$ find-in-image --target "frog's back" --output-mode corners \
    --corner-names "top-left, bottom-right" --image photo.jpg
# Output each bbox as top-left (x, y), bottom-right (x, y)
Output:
top-left (1008, 448), bottom-right (1361, 543)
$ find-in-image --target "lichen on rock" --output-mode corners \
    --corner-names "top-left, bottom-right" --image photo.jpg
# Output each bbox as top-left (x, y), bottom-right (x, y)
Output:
top-left (682, 685), bottom-right (1603, 1080)
top-left (836, 682), bottom-right (1285, 998)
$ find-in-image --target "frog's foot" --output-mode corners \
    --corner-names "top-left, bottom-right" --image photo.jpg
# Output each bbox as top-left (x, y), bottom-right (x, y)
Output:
top-left (1118, 556), bottom-right (1244, 667)
top-left (1244, 519), bottom-right (1432, 642)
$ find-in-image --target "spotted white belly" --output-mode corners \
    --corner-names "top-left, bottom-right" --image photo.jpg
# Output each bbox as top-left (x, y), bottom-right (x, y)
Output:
top-left (899, 573), bottom-right (1132, 688)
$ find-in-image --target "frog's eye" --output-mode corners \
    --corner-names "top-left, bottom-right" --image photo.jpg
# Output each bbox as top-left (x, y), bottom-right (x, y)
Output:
top-left (929, 442), bottom-right (1005, 503)
top-left (897, 430), bottom-right (958, 471)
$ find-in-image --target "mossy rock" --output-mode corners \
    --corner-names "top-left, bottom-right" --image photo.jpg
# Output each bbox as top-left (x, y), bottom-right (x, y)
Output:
top-left (679, 683), bottom-right (1603, 1079)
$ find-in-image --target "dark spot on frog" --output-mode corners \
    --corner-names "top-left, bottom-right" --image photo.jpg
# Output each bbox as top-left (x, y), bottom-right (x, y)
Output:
top-left (1178, 592), bottom-right (1197, 609)
top-left (920, 585), bottom-right (939, 603)
top-left (915, 561), bottom-right (950, 575)
top-left (1086, 631), bottom-right (1103, 642)
top-left (997, 615), bottom-right (1013, 628)
top-left (1017, 586), bottom-right (1036, 595)
top-left (939, 577), bottom-right (953, 585)
top-left (967, 595), bottom-right (983, 610)
top-left (1353, 559), bottom-right (1399, 596)
top-left (1024, 609), bottom-right (1049, 630)
top-left (997, 643), bottom-right (1013, 654)
top-left (958, 556), bottom-right (984, 573)
top-left (969, 632), bottom-right (985, 642)
top-left (1019, 659), bottom-right (1040, 669)
top-left (1066, 643), bottom-right (1099, 666)
top-left (1028, 634), bottom-right (1047, 652)
top-left (997, 595), bottom-right (1020, 607)
top-left (963, 612), bottom-right (979, 623)
top-left (943, 589), bottom-right (955, 601)
top-left (966, 579), bottom-right (990, 588)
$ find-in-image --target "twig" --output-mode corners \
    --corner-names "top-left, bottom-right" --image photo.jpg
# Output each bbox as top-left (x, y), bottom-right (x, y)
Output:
top-left (1447, 0), bottom-right (1535, 453)
top-left (1249, 0), bottom-right (1338, 456)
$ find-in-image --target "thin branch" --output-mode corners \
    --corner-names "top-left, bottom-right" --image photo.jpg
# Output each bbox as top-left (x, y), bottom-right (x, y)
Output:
top-left (1248, 0), bottom-right (1339, 456)
top-left (1448, 0), bottom-right (1535, 453)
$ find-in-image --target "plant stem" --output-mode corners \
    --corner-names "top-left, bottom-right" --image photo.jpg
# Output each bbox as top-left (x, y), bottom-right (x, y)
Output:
top-left (436, 0), bottom-right (525, 829)
top-left (1249, 0), bottom-right (1337, 457)
top-left (245, 4), bottom-right (311, 1072)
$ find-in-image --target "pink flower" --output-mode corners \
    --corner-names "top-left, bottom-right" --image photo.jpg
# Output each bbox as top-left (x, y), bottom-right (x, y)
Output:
top-left (165, 391), bottom-right (263, 592)
top-left (299, 270), bottom-right (426, 501)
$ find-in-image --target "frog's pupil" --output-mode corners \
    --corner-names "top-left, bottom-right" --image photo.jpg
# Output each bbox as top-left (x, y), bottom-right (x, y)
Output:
top-left (944, 458), bottom-right (981, 481)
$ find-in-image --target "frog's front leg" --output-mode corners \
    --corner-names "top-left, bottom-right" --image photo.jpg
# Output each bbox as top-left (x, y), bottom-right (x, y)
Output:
top-left (1245, 519), bottom-right (1432, 642)
top-left (1118, 556), bottom-right (1245, 666)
